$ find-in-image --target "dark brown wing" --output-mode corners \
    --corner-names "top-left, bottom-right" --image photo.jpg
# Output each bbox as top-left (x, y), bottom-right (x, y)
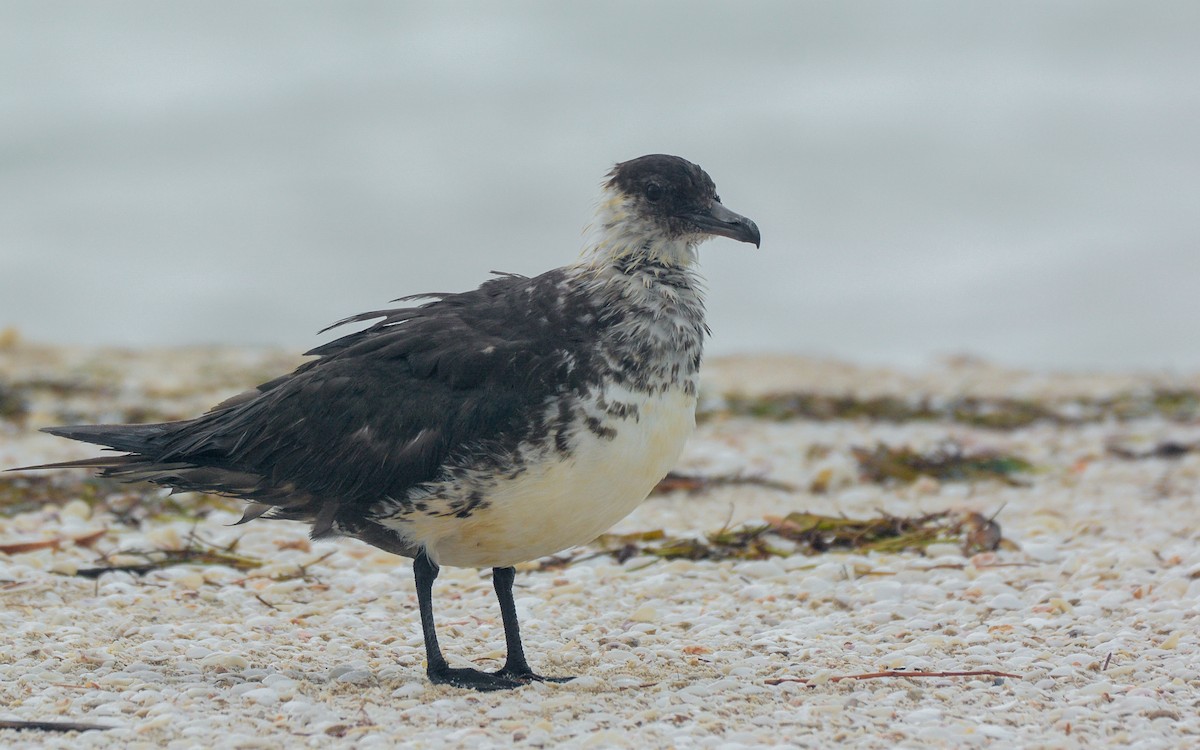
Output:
top-left (30, 269), bottom-right (603, 538)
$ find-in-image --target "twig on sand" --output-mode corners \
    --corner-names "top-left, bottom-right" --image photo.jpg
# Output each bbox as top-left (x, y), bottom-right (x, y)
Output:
top-left (0, 528), bottom-right (106, 554)
top-left (0, 719), bottom-right (114, 732)
top-left (766, 669), bottom-right (1021, 686)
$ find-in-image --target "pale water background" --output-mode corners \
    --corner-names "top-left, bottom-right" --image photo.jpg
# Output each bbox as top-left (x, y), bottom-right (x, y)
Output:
top-left (2, 1), bottom-right (1198, 371)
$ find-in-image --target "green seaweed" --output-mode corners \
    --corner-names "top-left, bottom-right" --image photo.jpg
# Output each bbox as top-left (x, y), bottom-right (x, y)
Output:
top-left (0, 378), bottom-right (30, 423)
top-left (0, 475), bottom-right (116, 517)
top-left (554, 509), bottom-right (1007, 569)
top-left (706, 389), bottom-right (1200, 429)
top-left (0, 474), bottom-right (239, 521)
top-left (853, 443), bottom-right (1033, 486)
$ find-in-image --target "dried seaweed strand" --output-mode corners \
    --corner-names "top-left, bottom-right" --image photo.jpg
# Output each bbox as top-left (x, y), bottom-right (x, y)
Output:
top-left (73, 530), bottom-right (262, 579)
top-left (651, 471), bottom-right (796, 495)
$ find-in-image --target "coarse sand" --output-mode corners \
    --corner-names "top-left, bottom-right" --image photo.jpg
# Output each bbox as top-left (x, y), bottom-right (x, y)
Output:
top-left (1, 344), bottom-right (1198, 748)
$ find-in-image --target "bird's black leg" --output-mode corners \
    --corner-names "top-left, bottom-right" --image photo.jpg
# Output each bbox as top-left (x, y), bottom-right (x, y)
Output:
top-left (492, 566), bottom-right (572, 683)
top-left (413, 551), bottom-right (521, 691)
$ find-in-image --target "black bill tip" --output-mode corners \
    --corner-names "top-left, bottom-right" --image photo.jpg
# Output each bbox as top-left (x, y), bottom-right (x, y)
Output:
top-left (684, 202), bottom-right (761, 248)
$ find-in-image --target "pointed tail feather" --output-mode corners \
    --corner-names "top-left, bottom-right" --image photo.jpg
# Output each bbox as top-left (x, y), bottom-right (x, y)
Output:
top-left (40, 423), bottom-right (170, 454)
top-left (7, 455), bottom-right (140, 472)
top-left (8, 422), bottom-right (168, 473)
top-left (11, 421), bottom-right (325, 529)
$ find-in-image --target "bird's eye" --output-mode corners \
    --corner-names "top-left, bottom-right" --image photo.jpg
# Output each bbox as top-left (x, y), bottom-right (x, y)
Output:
top-left (644, 183), bottom-right (663, 202)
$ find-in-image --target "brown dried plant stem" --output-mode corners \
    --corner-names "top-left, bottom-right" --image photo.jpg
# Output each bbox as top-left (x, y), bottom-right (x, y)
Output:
top-left (766, 669), bottom-right (1021, 686)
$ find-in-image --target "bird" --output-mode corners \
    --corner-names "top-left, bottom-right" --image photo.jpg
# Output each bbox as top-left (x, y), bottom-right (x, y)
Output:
top-left (14, 154), bottom-right (761, 691)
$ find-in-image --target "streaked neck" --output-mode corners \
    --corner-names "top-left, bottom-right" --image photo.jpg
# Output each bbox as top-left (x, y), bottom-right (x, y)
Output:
top-left (576, 193), bottom-right (698, 270)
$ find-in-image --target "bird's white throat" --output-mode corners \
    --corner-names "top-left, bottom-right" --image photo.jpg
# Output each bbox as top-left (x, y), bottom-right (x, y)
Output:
top-left (578, 189), bottom-right (700, 269)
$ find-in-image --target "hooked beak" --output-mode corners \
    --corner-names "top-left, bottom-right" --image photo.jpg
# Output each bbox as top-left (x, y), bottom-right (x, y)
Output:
top-left (682, 202), bottom-right (761, 248)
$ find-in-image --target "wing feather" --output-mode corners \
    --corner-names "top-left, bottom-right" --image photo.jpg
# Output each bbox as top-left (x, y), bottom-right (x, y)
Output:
top-left (25, 269), bottom-right (603, 540)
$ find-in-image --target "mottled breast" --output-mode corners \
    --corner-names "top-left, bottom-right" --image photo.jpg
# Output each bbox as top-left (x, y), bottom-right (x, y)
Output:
top-left (400, 384), bottom-right (696, 569)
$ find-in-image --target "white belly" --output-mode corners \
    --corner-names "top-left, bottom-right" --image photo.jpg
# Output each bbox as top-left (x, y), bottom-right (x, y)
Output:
top-left (410, 387), bottom-right (696, 568)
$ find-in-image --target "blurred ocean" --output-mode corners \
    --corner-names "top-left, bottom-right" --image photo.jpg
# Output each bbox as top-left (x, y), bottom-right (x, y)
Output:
top-left (2, 1), bottom-right (1198, 370)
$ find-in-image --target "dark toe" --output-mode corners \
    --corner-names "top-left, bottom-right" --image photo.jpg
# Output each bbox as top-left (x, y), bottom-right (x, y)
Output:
top-left (428, 666), bottom-right (524, 692)
top-left (496, 667), bottom-right (574, 684)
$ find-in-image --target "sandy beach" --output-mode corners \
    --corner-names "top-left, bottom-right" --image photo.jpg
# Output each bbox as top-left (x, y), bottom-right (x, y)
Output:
top-left (1, 342), bottom-right (1198, 748)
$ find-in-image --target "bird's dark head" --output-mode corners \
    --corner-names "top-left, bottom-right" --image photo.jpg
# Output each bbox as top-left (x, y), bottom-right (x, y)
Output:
top-left (583, 154), bottom-right (760, 267)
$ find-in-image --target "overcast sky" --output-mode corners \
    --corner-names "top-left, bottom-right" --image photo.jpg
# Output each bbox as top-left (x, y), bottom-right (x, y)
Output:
top-left (3, 1), bottom-right (1198, 371)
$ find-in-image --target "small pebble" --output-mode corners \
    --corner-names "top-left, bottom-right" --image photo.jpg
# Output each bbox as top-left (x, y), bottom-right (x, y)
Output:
top-left (241, 687), bottom-right (280, 705)
top-left (334, 669), bottom-right (374, 685)
top-left (988, 593), bottom-right (1025, 610)
top-left (199, 653), bottom-right (249, 672)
